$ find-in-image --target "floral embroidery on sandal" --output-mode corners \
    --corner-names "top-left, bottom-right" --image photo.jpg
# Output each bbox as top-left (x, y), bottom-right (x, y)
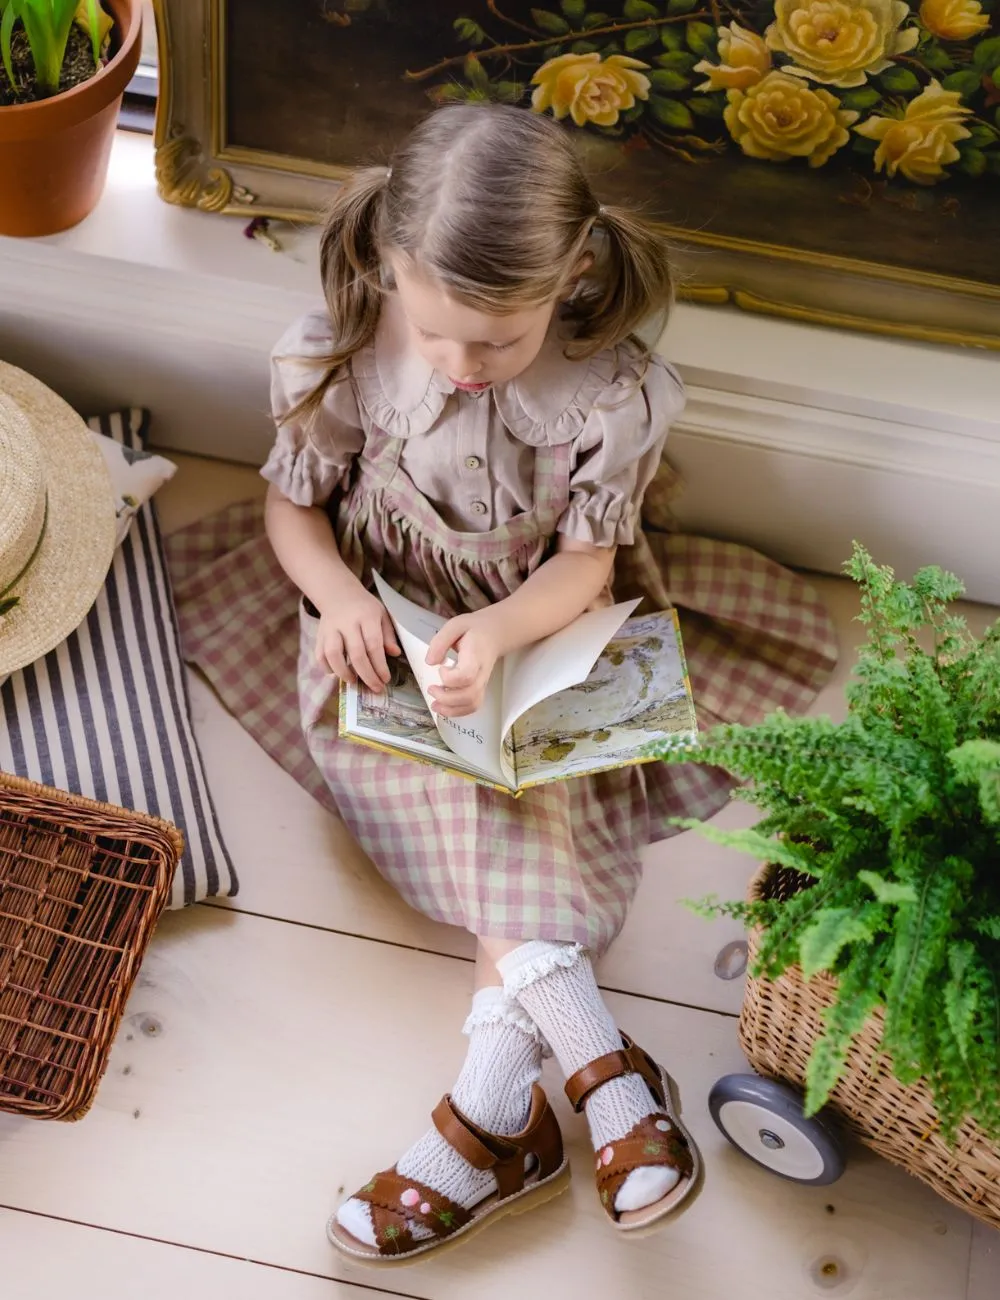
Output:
top-left (327, 1084), bottom-right (570, 1265)
top-left (564, 1031), bottom-right (703, 1234)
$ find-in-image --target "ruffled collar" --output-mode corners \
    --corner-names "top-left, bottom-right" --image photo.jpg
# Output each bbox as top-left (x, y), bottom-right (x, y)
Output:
top-left (350, 293), bottom-right (619, 447)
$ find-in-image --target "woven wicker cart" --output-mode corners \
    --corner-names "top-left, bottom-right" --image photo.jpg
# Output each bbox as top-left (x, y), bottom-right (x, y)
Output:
top-left (0, 773), bottom-right (180, 1121)
top-left (709, 863), bottom-right (1000, 1232)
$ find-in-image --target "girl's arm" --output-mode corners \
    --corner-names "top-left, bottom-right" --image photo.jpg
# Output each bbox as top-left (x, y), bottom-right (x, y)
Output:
top-left (477, 538), bottom-right (615, 656)
top-left (264, 484), bottom-right (399, 689)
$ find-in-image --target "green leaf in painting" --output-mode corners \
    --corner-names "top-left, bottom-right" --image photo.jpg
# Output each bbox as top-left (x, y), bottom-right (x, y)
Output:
top-left (668, 0), bottom-right (700, 11)
top-left (972, 34), bottom-right (1000, 71)
top-left (660, 24), bottom-right (683, 49)
top-left (920, 44), bottom-right (954, 73)
top-left (966, 122), bottom-right (998, 147)
top-left (649, 67), bottom-right (690, 90)
top-left (464, 54), bottom-right (489, 91)
top-left (879, 66), bottom-right (920, 93)
top-left (686, 20), bottom-right (716, 57)
top-left (492, 80), bottom-right (525, 103)
top-left (942, 68), bottom-right (982, 97)
top-left (454, 16), bottom-right (487, 45)
top-left (799, 909), bottom-right (876, 980)
top-left (584, 11), bottom-right (612, 27)
top-left (531, 7), bottom-right (571, 34)
top-left (852, 135), bottom-right (878, 154)
top-left (624, 0), bottom-right (661, 17)
top-left (571, 39), bottom-right (600, 52)
top-left (649, 94), bottom-right (694, 128)
top-left (625, 27), bottom-right (659, 51)
top-left (561, 0), bottom-right (588, 21)
top-left (839, 87), bottom-right (881, 111)
top-left (687, 92), bottom-right (725, 117)
top-left (957, 148), bottom-right (988, 176)
top-left (428, 82), bottom-right (470, 104)
top-left (656, 50), bottom-right (696, 70)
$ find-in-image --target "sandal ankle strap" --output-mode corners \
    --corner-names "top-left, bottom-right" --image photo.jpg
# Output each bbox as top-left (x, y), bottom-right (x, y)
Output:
top-left (564, 1032), bottom-right (665, 1113)
top-left (433, 1083), bottom-right (564, 1200)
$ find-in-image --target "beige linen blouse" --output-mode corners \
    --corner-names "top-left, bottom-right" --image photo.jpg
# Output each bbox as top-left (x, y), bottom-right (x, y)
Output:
top-left (263, 294), bottom-right (685, 546)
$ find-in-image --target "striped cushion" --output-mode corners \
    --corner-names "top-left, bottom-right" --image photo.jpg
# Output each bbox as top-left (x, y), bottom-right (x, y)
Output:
top-left (0, 410), bottom-right (237, 909)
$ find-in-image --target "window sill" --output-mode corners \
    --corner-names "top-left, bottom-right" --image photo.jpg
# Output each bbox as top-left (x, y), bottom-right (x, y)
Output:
top-left (1, 130), bottom-right (999, 598)
top-left (0, 131), bottom-right (994, 434)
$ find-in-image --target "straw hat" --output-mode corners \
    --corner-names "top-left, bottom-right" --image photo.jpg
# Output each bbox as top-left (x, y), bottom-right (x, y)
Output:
top-left (0, 362), bottom-right (116, 677)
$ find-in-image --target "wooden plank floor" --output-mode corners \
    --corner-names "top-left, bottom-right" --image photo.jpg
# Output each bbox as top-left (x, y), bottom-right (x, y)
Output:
top-left (1, 452), bottom-right (997, 1299)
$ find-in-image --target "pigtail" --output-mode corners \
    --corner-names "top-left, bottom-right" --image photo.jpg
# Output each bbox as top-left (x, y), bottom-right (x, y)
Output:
top-left (570, 204), bottom-right (675, 362)
top-left (279, 166), bottom-right (389, 426)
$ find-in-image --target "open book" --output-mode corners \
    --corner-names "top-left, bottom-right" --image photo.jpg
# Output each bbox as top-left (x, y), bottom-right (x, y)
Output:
top-left (339, 573), bottom-right (698, 795)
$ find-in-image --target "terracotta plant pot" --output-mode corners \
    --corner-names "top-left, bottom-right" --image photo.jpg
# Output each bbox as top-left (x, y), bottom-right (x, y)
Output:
top-left (0, 0), bottom-right (142, 237)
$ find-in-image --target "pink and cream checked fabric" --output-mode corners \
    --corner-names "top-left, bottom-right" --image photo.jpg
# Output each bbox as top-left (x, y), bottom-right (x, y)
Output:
top-left (165, 449), bottom-right (837, 955)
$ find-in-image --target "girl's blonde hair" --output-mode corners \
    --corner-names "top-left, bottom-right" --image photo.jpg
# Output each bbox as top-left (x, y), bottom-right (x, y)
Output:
top-left (287, 103), bottom-right (674, 423)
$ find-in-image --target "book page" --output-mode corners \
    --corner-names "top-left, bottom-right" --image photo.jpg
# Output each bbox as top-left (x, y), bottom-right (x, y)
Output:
top-left (499, 600), bottom-right (640, 742)
top-left (341, 661), bottom-right (507, 783)
top-left (511, 611), bottom-right (698, 788)
top-left (372, 575), bottom-right (511, 788)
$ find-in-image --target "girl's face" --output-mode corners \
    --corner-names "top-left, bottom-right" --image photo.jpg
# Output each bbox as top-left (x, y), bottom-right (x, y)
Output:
top-left (390, 260), bottom-right (558, 391)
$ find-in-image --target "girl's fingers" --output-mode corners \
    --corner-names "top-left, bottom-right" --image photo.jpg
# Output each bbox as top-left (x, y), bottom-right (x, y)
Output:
top-left (362, 622), bottom-right (392, 685)
top-left (434, 694), bottom-right (482, 718)
top-left (345, 632), bottom-right (384, 693)
top-left (318, 631), bottom-right (346, 678)
top-left (426, 619), bottom-right (466, 667)
top-left (438, 662), bottom-right (478, 690)
top-left (381, 611), bottom-right (401, 656)
top-left (323, 639), bottom-right (356, 685)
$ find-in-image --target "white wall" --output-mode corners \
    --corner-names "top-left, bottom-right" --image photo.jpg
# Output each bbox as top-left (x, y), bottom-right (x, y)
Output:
top-left (1, 134), bottom-right (998, 601)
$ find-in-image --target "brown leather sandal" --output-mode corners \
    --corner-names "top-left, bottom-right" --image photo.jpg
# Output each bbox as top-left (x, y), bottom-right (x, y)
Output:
top-left (565, 1031), bottom-right (702, 1234)
top-left (327, 1083), bottom-right (570, 1265)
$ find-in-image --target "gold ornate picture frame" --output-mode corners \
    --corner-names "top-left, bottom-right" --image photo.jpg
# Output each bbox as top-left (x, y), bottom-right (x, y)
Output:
top-left (153, 0), bottom-right (1000, 349)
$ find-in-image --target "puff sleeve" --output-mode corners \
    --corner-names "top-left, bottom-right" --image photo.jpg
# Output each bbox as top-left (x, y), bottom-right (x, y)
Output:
top-left (260, 310), bottom-right (365, 508)
top-left (557, 352), bottom-right (685, 548)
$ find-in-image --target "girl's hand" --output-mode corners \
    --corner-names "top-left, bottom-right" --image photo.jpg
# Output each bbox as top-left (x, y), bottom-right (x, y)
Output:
top-left (426, 611), bottom-right (503, 717)
top-left (315, 584), bottom-right (401, 692)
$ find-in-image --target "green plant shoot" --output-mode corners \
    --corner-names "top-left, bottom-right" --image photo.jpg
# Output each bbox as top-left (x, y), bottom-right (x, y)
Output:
top-left (1, 0), bottom-right (108, 97)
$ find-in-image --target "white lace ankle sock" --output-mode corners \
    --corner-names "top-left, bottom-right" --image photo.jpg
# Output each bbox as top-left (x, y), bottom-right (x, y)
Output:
top-left (497, 941), bottom-right (680, 1215)
top-left (336, 987), bottom-right (544, 1246)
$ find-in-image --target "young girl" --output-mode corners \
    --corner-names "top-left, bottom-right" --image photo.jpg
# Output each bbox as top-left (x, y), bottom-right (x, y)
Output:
top-left (260, 104), bottom-right (836, 1264)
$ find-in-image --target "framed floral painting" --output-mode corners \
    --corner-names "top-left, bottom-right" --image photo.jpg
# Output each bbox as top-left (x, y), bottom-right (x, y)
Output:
top-left (154, 0), bottom-right (1000, 346)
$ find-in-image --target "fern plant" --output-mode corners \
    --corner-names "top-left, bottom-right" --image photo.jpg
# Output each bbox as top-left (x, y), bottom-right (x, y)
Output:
top-left (0, 0), bottom-right (109, 99)
top-left (654, 543), bottom-right (1000, 1142)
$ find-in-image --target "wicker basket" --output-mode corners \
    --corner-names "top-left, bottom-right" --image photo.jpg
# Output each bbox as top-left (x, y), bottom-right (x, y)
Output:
top-left (0, 773), bottom-right (180, 1121)
top-left (740, 863), bottom-right (1000, 1231)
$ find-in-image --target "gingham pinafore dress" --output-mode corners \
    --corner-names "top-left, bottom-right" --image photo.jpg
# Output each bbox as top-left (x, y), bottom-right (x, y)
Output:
top-left (166, 301), bottom-right (838, 955)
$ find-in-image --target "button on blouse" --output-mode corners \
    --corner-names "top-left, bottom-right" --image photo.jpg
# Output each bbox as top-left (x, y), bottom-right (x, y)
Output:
top-left (262, 295), bottom-right (686, 545)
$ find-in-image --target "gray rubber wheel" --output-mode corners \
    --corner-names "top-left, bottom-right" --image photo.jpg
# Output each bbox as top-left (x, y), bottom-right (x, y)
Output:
top-left (709, 1074), bottom-right (846, 1185)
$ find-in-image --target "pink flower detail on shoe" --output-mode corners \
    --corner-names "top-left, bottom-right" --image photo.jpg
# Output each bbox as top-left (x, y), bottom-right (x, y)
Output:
top-left (601, 1146), bottom-right (614, 1166)
top-left (400, 1188), bottom-right (421, 1208)
top-left (656, 1119), bottom-right (672, 1132)
top-left (420, 1202), bottom-right (432, 1215)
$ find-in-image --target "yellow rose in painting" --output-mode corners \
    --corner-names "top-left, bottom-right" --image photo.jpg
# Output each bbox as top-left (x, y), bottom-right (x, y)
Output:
top-left (531, 53), bottom-right (651, 127)
top-left (694, 23), bottom-right (772, 92)
top-left (919, 0), bottom-right (989, 40)
top-left (766, 0), bottom-right (919, 87)
top-left (725, 70), bottom-right (859, 164)
top-left (854, 80), bottom-right (972, 184)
